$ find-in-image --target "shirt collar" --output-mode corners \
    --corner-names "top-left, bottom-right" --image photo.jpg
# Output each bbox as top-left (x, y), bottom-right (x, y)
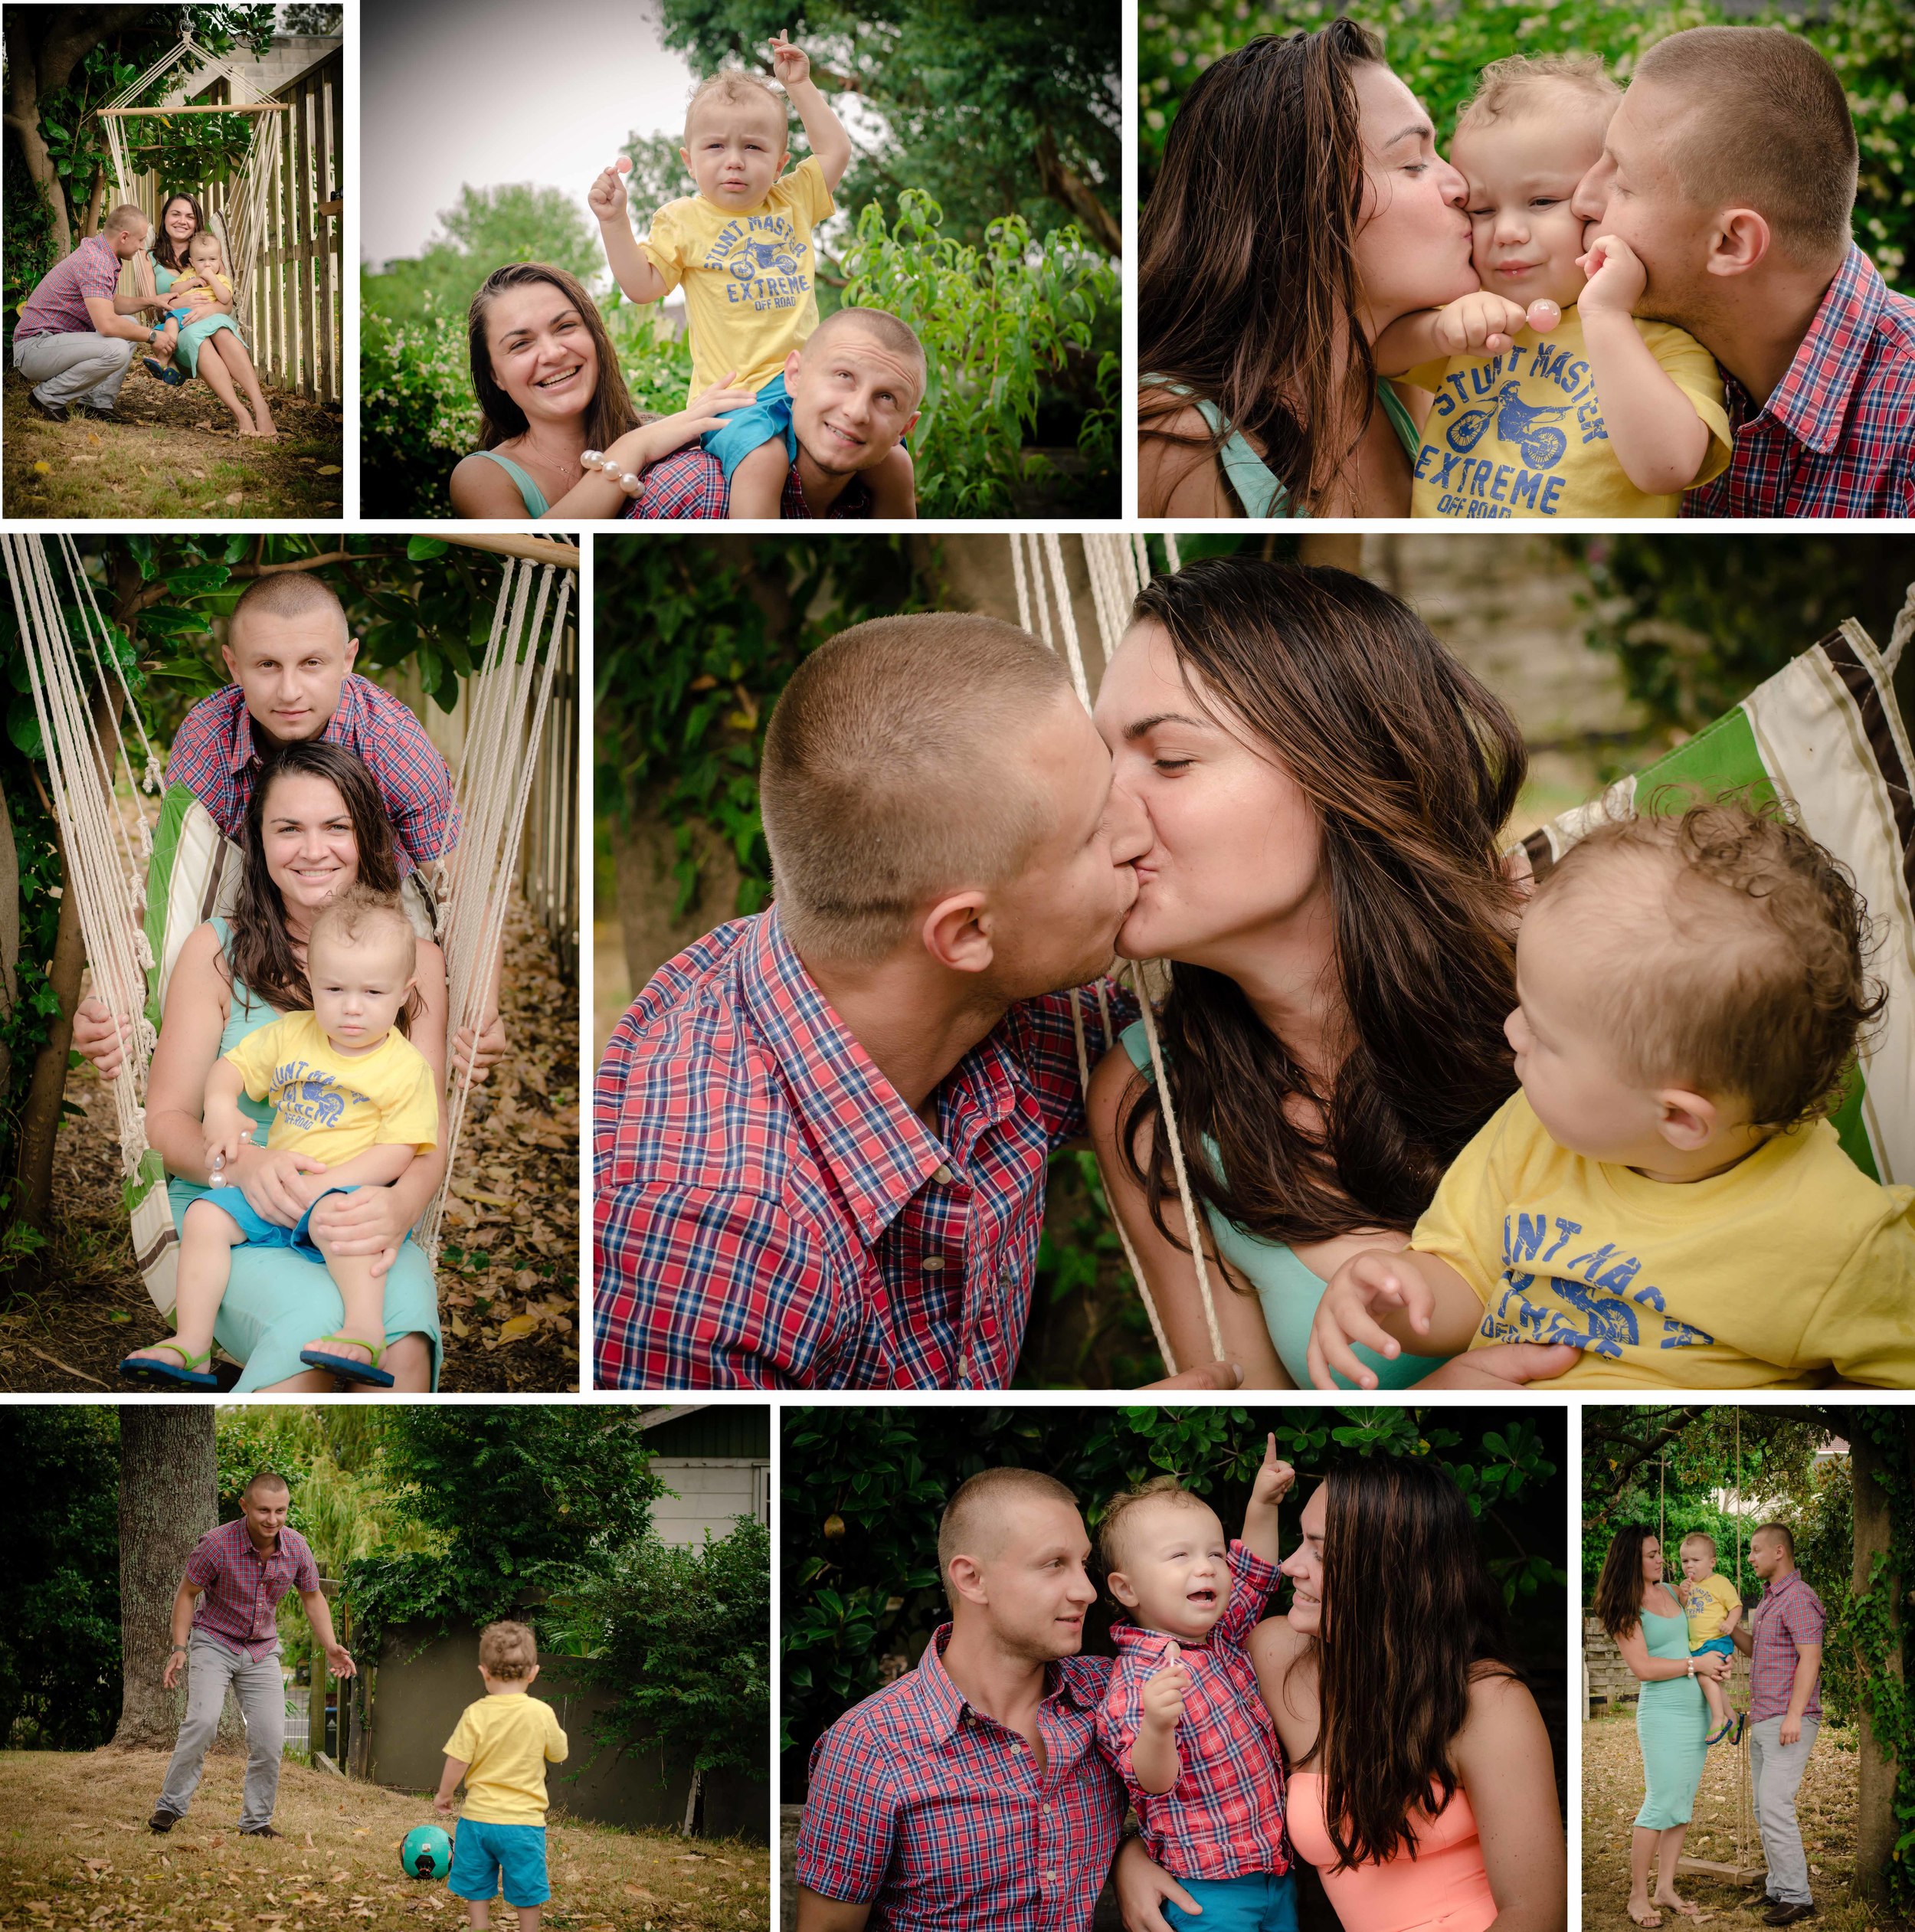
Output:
top-left (738, 909), bottom-right (987, 1244)
top-left (899, 1624), bottom-right (1102, 1745)
top-left (1752, 244), bottom-right (1882, 454)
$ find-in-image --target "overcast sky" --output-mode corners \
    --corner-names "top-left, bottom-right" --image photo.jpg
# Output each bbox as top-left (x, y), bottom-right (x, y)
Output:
top-left (362, 0), bottom-right (697, 269)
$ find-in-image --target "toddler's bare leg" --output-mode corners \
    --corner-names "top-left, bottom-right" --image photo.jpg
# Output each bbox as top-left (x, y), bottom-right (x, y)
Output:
top-left (465, 1904), bottom-right (490, 1930)
top-left (310, 1240), bottom-right (388, 1379)
top-left (726, 437), bottom-right (788, 517)
top-left (1701, 1672), bottom-right (1730, 1729)
top-left (514, 1907), bottom-right (539, 1932)
top-left (124, 1199), bottom-right (244, 1364)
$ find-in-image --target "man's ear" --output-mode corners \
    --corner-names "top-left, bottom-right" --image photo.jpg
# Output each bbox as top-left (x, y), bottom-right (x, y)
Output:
top-left (1655, 1087), bottom-right (1720, 1151)
top-left (903, 408), bottom-right (921, 444)
top-left (784, 346), bottom-right (804, 385)
top-left (340, 632), bottom-right (358, 674)
top-left (1704, 208), bottom-right (1769, 279)
top-left (221, 643), bottom-right (241, 686)
top-left (1106, 1567), bottom-right (1140, 1611)
top-left (921, 890), bottom-right (994, 974)
top-left (947, 1554), bottom-right (989, 1608)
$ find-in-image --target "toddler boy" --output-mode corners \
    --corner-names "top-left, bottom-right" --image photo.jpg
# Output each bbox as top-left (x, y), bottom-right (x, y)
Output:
top-left (436, 1621), bottom-right (569, 1932)
top-left (1308, 800), bottom-right (1915, 1388)
top-left (1676, 1532), bottom-right (1743, 1744)
top-left (1376, 56), bottom-right (1732, 519)
top-left (118, 888), bottom-right (439, 1393)
top-left (591, 39), bottom-right (915, 516)
top-left (1095, 1438), bottom-right (1296, 1932)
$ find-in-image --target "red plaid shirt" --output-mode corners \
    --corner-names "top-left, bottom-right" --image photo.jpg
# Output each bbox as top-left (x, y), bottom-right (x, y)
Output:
top-left (16, 234), bottom-right (123, 339)
top-left (1684, 247), bottom-right (1915, 518)
top-left (592, 907), bottom-right (1133, 1390)
top-left (622, 446), bottom-right (875, 519)
top-left (794, 1625), bottom-right (1124, 1930)
top-left (1749, 1569), bottom-right (1824, 1724)
top-left (1098, 1543), bottom-right (1288, 1882)
top-left (184, 1517), bottom-right (319, 1661)
top-left (165, 671), bottom-right (459, 876)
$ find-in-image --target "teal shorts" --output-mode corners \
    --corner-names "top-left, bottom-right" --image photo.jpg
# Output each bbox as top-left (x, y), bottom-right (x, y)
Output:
top-left (1164, 1871), bottom-right (1298, 1932)
top-left (701, 370), bottom-right (796, 481)
top-left (449, 1819), bottom-right (549, 1907)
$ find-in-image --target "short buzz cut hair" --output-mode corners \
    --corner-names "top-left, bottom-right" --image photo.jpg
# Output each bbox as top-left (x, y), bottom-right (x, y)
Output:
top-left (1753, 1521), bottom-right (1796, 1558)
top-left (1634, 26), bottom-right (1858, 265)
top-left (477, 1619), bottom-right (538, 1680)
top-left (1455, 53), bottom-right (1619, 139)
top-left (1095, 1475), bottom-right (1216, 1579)
top-left (242, 1469), bottom-right (291, 1498)
top-left (228, 569), bottom-right (349, 653)
top-left (1679, 1531), bottom-right (1718, 1558)
top-left (759, 613), bottom-right (1074, 963)
top-left (103, 203), bottom-right (149, 236)
top-left (803, 306), bottom-right (930, 404)
top-left (1530, 797), bottom-right (1883, 1131)
top-left (937, 1467), bottom-right (1080, 1580)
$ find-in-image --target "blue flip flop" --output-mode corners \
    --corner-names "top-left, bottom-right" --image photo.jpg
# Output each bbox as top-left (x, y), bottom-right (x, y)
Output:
top-left (298, 1334), bottom-right (395, 1388)
top-left (119, 1341), bottom-right (219, 1390)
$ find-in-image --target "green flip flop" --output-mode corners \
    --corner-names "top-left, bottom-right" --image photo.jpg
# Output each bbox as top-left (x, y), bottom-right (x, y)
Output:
top-left (298, 1334), bottom-right (395, 1389)
top-left (119, 1341), bottom-right (219, 1390)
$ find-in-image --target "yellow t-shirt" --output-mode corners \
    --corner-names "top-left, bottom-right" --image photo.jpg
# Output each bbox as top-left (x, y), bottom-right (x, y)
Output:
top-left (1403, 306), bottom-right (1731, 519)
top-left (641, 155), bottom-right (834, 395)
top-left (444, 1691), bottom-right (569, 1826)
top-left (223, 1010), bottom-right (439, 1164)
top-left (1414, 1091), bottom-right (1915, 1388)
top-left (1677, 1573), bottom-right (1740, 1648)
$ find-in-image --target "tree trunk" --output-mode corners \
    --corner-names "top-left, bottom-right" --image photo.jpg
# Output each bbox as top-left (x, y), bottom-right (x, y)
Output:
top-left (1033, 127), bottom-right (1121, 259)
top-left (1851, 1423), bottom-right (1906, 1898)
top-left (0, 771), bottom-right (17, 1100)
top-left (14, 679), bottom-right (128, 1225)
top-left (681, 1762), bottom-right (703, 1836)
top-left (111, 1407), bottom-right (234, 1750)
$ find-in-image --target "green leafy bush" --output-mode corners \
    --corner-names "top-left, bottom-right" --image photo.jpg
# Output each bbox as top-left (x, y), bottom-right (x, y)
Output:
top-left (837, 191), bottom-right (1120, 515)
top-left (1140, 0), bottom-right (1913, 291)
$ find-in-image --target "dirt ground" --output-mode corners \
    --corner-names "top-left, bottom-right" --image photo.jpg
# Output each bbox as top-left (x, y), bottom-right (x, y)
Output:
top-left (1582, 1709), bottom-right (1872, 1932)
top-left (0, 1751), bottom-right (768, 1932)
top-left (3, 365), bottom-right (342, 519)
top-left (0, 894), bottom-right (578, 1395)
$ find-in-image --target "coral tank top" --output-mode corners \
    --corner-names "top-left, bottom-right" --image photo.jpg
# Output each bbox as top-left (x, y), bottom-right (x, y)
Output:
top-left (1285, 1771), bottom-right (1497, 1932)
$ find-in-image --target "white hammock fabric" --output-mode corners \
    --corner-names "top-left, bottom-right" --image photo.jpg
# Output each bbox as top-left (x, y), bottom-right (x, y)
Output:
top-left (100, 34), bottom-right (283, 321)
top-left (2, 539), bottom-right (570, 1318)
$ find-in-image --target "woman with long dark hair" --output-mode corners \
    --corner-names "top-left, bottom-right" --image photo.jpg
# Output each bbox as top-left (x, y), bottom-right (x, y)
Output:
top-left (115, 740), bottom-right (448, 1391)
top-left (447, 261), bottom-right (755, 517)
top-left (1087, 556), bottom-right (1573, 1390)
top-left (1138, 21), bottom-right (1476, 516)
top-left (1118, 1458), bottom-right (1564, 1931)
top-left (1593, 1526), bottom-right (1730, 1927)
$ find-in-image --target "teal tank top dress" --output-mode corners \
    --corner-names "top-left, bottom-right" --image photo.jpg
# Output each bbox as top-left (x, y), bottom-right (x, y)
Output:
top-left (1633, 1607), bottom-right (1708, 1829)
top-left (1152, 381), bottom-right (1422, 518)
top-left (1118, 1022), bottom-right (1449, 1389)
top-left (167, 917), bottom-right (443, 1391)
top-left (152, 260), bottom-right (241, 378)
top-left (463, 450), bottom-right (548, 516)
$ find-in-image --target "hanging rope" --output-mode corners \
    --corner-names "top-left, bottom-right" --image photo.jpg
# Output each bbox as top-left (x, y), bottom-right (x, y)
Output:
top-left (1888, 576), bottom-right (1915, 676)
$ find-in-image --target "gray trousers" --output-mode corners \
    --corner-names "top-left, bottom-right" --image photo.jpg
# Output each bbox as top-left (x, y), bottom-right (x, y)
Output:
top-left (12, 330), bottom-right (136, 408)
top-left (157, 1633), bottom-right (286, 1830)
top-left (1749, 1714), bottom-right (1819, 1905)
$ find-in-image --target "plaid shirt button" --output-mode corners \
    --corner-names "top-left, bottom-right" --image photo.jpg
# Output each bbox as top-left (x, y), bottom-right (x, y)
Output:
top-left (923, 1256), bottom-right (945, 1272)
top-left (934, 1165), bottom-right (953, 1184)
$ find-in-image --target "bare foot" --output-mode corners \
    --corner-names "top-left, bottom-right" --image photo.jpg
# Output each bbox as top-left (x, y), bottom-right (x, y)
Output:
top-left (1629, 1901), bottom-right (1662, 1928)
top-left (1652, 1892), bottom-right (1701, 1920)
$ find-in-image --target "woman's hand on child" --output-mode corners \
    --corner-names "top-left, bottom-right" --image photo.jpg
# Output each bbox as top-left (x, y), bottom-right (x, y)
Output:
top-left (231, 1143), bottom-right (329, 1227)
top-left (1576, 234), bottom-right (1648, 317)
top-left (769, 31), bottom-right (811, 88)
top-left (588, 163), bottom-right (630, 224)
top-left (627, 374), bottom-right (761, 467)
top-left (1307, 1250), bottom-right (1437, 1390)
top-left (1141, 1648), bottom-right (1190, 1733)
top-left (72, 997), bottom-right (133, 1077)
top-left (1432, 290), bottom-right (1533, 358)
top-left (303, 1185), bottom-right (406, 1278)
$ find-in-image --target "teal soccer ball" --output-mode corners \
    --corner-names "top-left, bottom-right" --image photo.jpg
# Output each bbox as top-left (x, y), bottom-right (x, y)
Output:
top-left (401, 1824), bottom-right (453, 1880)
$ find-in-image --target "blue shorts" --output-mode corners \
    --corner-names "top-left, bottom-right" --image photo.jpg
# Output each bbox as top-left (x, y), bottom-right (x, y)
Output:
top-left (1164, 1870), bottom-right (1298, 1932)
top-left (700, 369), bottom-right (796, 481)
top-left (1695, 1636), bottom-right (1736, 1659)
top-left (448, 1819), bottom-right (549, 1907)
top-left (185, 1183), bottom-right (358, 1262)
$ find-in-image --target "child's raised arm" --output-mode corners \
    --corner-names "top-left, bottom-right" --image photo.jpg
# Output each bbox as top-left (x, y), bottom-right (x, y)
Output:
top-left (1576, 234), bottom-right (1714, 497)
top-left (1308, 1247), bottom-right (1483, 1391)
top-left (771, 34), bottom-right (852, 192)
top-left (1240, 1434), bottom-right (1295, 1568)
top-left (590, 160), bottom-right (669, 307)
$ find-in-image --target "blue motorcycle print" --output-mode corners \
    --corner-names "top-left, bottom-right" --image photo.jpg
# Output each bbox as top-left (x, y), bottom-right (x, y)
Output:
top-left (1445, 382), bottom-right (1571, 470)
top-left (728, 238), bottom-right (801, 282)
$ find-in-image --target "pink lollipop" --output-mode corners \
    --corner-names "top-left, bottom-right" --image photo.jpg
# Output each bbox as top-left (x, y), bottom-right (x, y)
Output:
top-left (615, 157), bottom-right (632, 175)
top-left (1526, 298), bottom-right (1562, 334)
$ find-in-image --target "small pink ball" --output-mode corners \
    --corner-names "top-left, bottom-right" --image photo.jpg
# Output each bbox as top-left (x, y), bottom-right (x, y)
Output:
top-left (616, 157), bottom-right (632, 175)
top-left (1526, 298), bottom-right (1562, 334)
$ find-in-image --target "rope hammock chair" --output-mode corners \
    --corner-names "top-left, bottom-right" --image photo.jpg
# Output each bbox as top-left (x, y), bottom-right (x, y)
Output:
top-left (1016, 537), bottom-right (1915, 1377)
top-left (96, 34), bottom-right (286, 322)
top-left (2, 531), bottom-right (576, 1322)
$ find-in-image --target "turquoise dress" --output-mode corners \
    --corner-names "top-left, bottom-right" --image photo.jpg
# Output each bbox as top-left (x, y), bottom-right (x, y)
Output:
top-left (152, 260), bottom-right (241, 378)
top-left (1119, 1023), bottom-right (1449, 1389)
top-left (463, 450), bottom-right (548, 515)
top-left (1634, 1606), bottom-right (1709, 1829)
top-left (167, 918), bottom-right (442, 1391)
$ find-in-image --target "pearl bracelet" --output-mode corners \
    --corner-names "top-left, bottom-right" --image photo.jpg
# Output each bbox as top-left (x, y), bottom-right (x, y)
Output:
top-left (581, 449), bottom-right (644, 495)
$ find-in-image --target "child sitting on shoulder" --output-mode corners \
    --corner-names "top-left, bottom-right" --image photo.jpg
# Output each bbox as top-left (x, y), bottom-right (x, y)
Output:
top-left (590, 37), bottom-right (915, 518)
top-left (1308, 798), bottom-right (1915, 1389)
top-left (1374, 56), bottom-right (1731, 521)
top-left (1095, 1439), bottom-right (1297, 1932)
top-left (117, 887), bottom-right (440, 1393)
top-left (436, 1620), bottom-right (569, 1932)
top-left (1676, 1531), bottom-right (1743, 1745)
